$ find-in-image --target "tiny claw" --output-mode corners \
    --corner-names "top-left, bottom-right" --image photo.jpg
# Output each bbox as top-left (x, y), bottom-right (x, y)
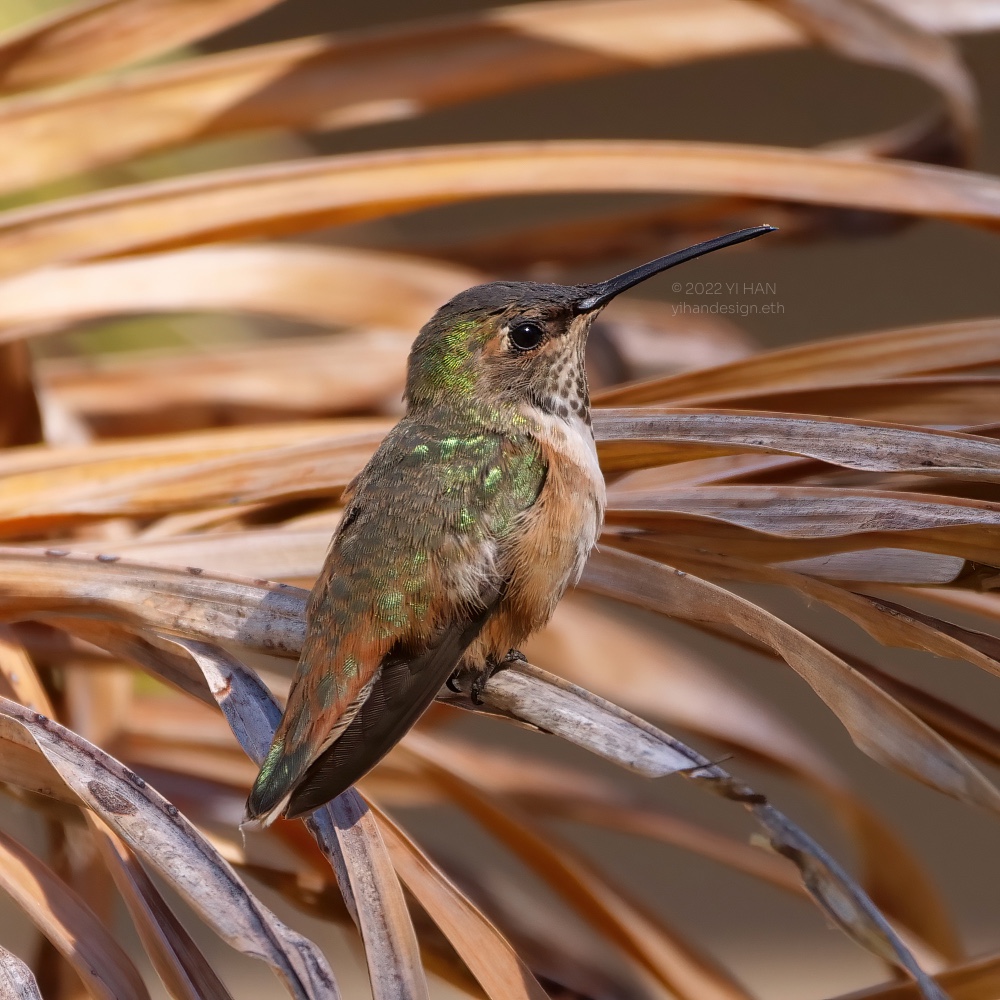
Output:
top-left (470, 667), bottom-right (493, 705)
top-left (445, 674), bottom-right (462, 694)
top-left (503, 648), bottom-right (527, 664)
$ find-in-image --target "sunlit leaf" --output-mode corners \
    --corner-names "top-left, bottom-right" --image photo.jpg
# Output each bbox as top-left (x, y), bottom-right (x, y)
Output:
top-left (596, 318), bottom-right (1000, 406)
top-left (595, 407), bottom-right (1000, 479)
top-left (0, 696), bottom-right (338, 1000)
top-left (3, 141), bottom-right (1000, 280)
top-left (0, 0), bottom-right (285, 93)
top-left (583, 548), bottom-right (1000, 816)
top-left (0, 829), bottom-right (149, 1000)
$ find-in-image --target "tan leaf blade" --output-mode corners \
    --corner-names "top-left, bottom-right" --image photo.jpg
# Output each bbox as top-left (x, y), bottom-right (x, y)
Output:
top-left (165, 635), bottom-right (429, 1000)
top-left (323, 794), bottom-right (429, 1000)
top-left (674, 376), bottom-right (1000, 427)
top-left (672, 548), bottom-right (1000, 682)
top-left (86, 815), bottom-right (235, 1000)
top-left (0, 624), bottom-right (55, 713)
top-left (606, 486), bottom-right (1000, 565)
top-left (3, 141), bottom-right (1000, 279)
top-left (0, 696), bottom-right (337, 1000)
top-left (0, 344), bottom-right (41, 449)
top-left (2, 0), bottom-right (997, 195)
top-left (528, 594), bottom-right (961, 958)
top-left (75, 529), bottom-right (330, 583)
top-left (756, 0), bottom-right (977, 142)
top-left (595, 318), bottom-right (1000, 406)
top-left (0, 947), bottom-right (42, 1000)
top-left (0, 245), bottom-right (479, 345)
top-left (40, 335), bottom-right (410, 435)
top-left (594, 407), bottom-right (1000, 478)
top-left (385, 733), bottom-right (805, 897)
top-left (0, 427), bottom-right (384, 535)
top-left (0, 0), bottom-right (799, 193)
top-left (0, 0), bottom-right (285, 93)
top-left (582, 547), bottom-right (1000, 816)
top-left (834, 949), bottom-right (1000, 999)
top-left (401, 730), bottom-right (753, 1000)
top-left (0, 829), bottom-right (149, 1000)
top-left (0, 549), bottom-right (307, 659)
top-left (461, 663), bottom-right (947, 999)
top-left (367, 800), bottom-right (549, 1000)
top-left (440, 657), bottom-right (692, 777)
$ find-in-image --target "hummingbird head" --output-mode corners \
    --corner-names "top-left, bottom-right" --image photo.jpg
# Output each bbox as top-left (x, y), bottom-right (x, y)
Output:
top-left (404, 225), bottom-right (776, 419)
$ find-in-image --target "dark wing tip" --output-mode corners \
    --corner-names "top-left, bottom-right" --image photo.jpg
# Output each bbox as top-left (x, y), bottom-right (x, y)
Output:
top-left (245, 739), bottom-right (310, 826)
top-left (282, 601), bottom-right (501, 819)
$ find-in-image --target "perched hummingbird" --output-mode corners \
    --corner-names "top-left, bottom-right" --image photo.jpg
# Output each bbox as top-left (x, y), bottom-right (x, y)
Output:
top-left (245, 225), bottom-right (775, 824)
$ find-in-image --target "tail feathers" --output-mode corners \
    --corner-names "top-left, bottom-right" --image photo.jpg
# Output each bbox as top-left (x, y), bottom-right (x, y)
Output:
top-left (282, 600), bottom-right (499, 819)
top-left (242, 790), bottom-right (292, 830)
top-left (246, 586), bottom-right (505, 824)
top-left (244, 734), bottom-right (313, 827)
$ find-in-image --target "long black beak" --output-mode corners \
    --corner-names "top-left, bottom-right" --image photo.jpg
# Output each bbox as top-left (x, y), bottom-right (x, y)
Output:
top-left (574, 225), bottom-right (777, 313)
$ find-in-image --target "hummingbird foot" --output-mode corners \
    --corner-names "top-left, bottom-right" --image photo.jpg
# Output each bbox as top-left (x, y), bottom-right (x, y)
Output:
top-left (469, 668), bottom-right (491, 706)
top-left (468, 650), bottom-right (524, 704)
top-left (446, 650), bottom-right (524, 705)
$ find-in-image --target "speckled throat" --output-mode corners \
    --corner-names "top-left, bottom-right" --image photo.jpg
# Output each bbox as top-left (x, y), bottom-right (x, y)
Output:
top-left (537, 336), bottom-right (590, 425)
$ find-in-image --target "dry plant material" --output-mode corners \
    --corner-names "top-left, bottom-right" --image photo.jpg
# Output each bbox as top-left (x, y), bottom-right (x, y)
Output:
top-left (4, 0), bottom-right (1000, 996)
top-left (0, 0), bottom-right (286, 93)
top-left (0, 949), bottom-right (42, 1000)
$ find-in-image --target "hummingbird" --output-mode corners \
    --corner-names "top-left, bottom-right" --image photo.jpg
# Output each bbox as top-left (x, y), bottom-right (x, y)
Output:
top-left (245, 225), bottom-right (775, 825)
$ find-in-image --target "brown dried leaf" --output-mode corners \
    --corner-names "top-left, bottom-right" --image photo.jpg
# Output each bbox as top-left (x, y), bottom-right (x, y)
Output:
top-left (41, 333), bottom-right (412, 429)
top-left (607, 485), bottom-right (1000, 565)
top-left (3, 0), bottom-right (996, 194)
top-left (595, 318), bottom-right (1000, 406)
top-left (528, 594), bottom-right (844, 783)
top-left (0, 696), bottom-right (337, 1000)
top-left (370, 799), bottom-right (558, 1000)
top-left (527, 594), bottom-right (961, 957)
top-left (0, 0), bottom-right (284, 93)
top-left (167, 636), bottom-right (428, 1000)
top-left (90, 528), bottom-right (330, 583)
top-left (0, 0), bottom-right (794, 192)
top-left (441, 658), bottom-right (692, 777)
top-left (775, 549), bottom-right (965, 585)
top-left (0, 344), bottom-right (42, 448)
top-left (0, 245), bottom-right (478, 344)
top-left (678, 550), bottom-right (1000, 681)
top-left (594, 407), bottom-right (1000, 479)
top-left (0, 828), bottom-right (149, 1000)
top-left (397, 731), bottom-right (806, 898)
top-left (2, 141), bottom-right (1000, 279)
top-left (0, 723), bottom-right (76, 808)
top-left (835, 950), bottom-right (997, 999)
top-left (469, 664), bottom-right (946, 998)
top-left (0, 624), bottom-right (54, 713)
top-left (0, 947), bottom-right (42, 1000)
top-left (86, 816), bottom-right (235, 1000)
top-left (0, 426), bottom-right (384, 535)
top-left (755, 0), bottom-right (977, 144)
top-left (582, 548), bottom-right (1000, 815)
top-left (0, 549), bottom-right (306, 660)
top-left (685, 376), bottom-right (1000, 426)
top-left (401, 730), bottom-right (754, 1000)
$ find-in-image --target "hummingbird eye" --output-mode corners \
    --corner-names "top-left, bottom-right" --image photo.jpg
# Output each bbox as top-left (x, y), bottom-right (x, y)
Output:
top-left (508, 322), bottom-right (546, 352)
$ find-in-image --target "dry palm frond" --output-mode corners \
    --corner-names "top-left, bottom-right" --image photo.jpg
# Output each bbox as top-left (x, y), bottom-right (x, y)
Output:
top-left (1, 0), bottom-right (999, 998)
